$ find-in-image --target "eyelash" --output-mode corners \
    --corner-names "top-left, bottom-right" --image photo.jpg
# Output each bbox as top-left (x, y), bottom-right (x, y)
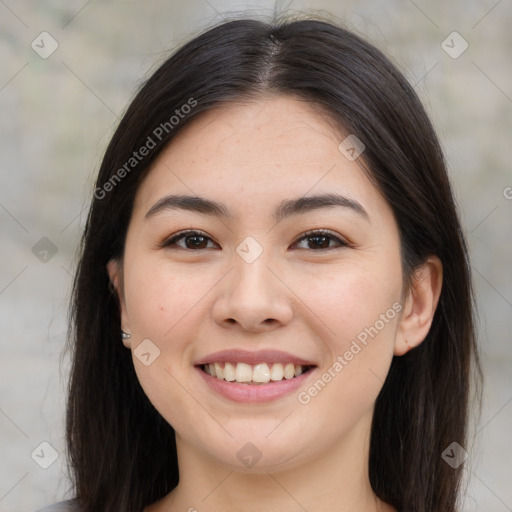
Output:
top-left (160, 229), bottom-right (350, 251)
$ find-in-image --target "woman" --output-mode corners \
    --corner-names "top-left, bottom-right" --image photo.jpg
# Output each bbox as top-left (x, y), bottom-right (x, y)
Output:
top-left (38, 15), bottom-right (481, 512)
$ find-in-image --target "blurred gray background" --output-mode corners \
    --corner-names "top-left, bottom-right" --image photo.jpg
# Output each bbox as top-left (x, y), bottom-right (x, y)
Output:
top-left (0, 1), bottom-right (511, 511)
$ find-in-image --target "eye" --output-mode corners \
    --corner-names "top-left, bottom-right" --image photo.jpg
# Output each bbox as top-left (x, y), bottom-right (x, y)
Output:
top-left (292, 230), bottom-right (349, 250)
top-left (160, 229), bottom-right (349, 251)
top-left (161, 230), bottom-right (219, 250)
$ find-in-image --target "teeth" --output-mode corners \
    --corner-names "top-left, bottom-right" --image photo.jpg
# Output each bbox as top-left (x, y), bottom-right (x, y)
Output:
top-left (270, 363), bottom-right (284, 381)
top-left (203, 362), bottom-right (310, 384)
top-left (224, 362), bottom-right (236, 382)
top-left (213, 362), bottom-right (224, 379)
top-left (284, 363), bottom-right (295, 379)
top-left (253, 363), bottom-right (271, 383)
top-left (235, 363), bottom-right (253, 383)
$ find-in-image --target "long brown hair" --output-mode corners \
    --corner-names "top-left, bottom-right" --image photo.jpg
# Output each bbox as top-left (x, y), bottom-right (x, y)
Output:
top-left (65, 15), bottom-right (482, 512)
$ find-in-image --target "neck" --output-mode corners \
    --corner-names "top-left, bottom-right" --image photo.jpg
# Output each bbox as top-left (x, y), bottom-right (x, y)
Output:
top-left (146, 411), bottom-right (395, 512)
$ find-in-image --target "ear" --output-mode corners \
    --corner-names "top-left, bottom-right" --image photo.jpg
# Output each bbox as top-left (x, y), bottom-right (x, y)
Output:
top-left (107, 259), bottom-right (132, 348)
top-left (394, 256), bottom-right (443, 356)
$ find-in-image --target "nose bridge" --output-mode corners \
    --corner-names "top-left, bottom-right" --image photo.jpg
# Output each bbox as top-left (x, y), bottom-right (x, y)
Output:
top-left (233, 251), bottom-right (273, 295)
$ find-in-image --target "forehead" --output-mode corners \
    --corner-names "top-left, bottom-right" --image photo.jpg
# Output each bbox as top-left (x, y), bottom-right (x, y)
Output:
top-left (133, 95), bottom-right (385, 219)
top-left (179, 94), bottom-right (342, 142)
top-left (168, 95), bottom-right (345, 165)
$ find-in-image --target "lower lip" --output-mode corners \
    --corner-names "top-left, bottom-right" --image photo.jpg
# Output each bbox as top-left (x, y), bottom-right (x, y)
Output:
top-left (195, 366), bottom-right (315, 403)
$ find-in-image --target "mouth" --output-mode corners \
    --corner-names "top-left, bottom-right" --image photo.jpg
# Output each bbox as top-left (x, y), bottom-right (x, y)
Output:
top-left (198, 361), bottom-right (316, 385)
top-left (194, 349), bottom-right (317, 402)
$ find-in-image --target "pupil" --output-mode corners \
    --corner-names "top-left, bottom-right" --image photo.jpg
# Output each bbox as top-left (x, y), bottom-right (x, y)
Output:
top-left (186, 236), bottom-right (207, 249)
top-left (309, 236), bottom-right (329, 249)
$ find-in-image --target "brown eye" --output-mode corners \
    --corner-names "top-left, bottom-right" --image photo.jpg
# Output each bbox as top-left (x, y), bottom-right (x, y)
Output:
top-left (162, 231), bottom-right (219, 250)
top-left (293, 230), bottom-right (348, 250)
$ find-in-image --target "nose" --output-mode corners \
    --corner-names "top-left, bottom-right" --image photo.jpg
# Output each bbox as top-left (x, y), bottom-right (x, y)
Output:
top-left (211, 254), bottom-right (294, 333)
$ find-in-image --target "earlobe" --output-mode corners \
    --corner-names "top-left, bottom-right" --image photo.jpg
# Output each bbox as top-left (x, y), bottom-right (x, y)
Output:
top-left (394, 256), bottom-right (443, 356)
top-left (106, 259), bottom-right (132, 348)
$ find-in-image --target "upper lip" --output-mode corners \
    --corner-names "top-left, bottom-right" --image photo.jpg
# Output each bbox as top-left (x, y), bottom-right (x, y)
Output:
top-left (194, 349), bottom-right (317, 367)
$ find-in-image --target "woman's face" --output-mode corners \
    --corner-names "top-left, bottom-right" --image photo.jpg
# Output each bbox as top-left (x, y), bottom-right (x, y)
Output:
top-left (110, 95), bottom-right (409, 473)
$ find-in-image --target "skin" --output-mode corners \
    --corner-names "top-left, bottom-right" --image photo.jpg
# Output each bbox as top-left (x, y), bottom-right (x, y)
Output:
top-left (108, 95), bottom-right (442, 512)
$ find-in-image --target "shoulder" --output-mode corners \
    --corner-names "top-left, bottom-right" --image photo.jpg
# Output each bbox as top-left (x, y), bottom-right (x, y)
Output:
top-left (34, 500), bottom-right (80, 512)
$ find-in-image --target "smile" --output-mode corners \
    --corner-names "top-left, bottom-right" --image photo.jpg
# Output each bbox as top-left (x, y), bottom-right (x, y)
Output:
top-left (201, 362), bottom-right (314, 385)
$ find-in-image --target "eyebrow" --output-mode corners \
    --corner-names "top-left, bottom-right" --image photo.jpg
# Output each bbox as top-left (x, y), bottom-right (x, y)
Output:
top-left (145, 193), bottom-right (369, 222)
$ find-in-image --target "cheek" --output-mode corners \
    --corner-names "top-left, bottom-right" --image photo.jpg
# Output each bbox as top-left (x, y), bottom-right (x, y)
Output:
top-left (123, 255), bottom-right (213, 340)
top-left (295, 295), bottom-right (398, 448)
top-left (122, 257), bottom-right (212, 427)
top-left (292, 258), bottom-right (402, 348)
top-left (290, 258), bottom-right (401, 423)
